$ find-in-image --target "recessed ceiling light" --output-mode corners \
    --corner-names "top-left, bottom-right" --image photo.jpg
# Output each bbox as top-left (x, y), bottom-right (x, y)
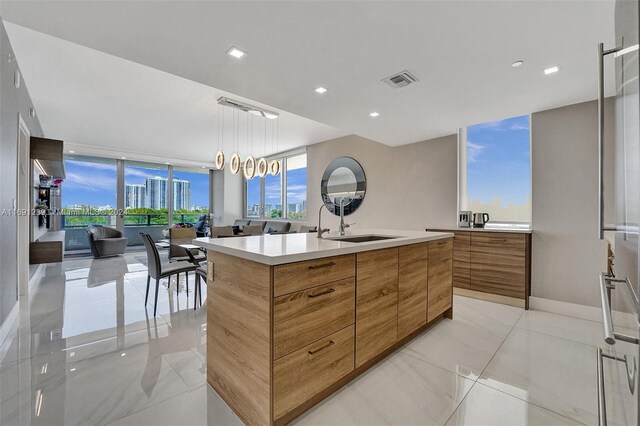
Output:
top-left (314, 87), bottom-right (328, 94)
top-left (369, 112), bottom-right (380, 118)
top-left (68, 150), bottom-right (75, 154)
top-left (226, 46), bottom-right (246, 59)
top-left (120, 156), bottom-right (127, 160)
top-left (544, 66), bottom-right (559, 75)
top-left (511, 60), bottom-right (524, 68)
top-left (165, 162), bottom-right (171, 165)
top-left (201, 166), bottom-right (207, 169)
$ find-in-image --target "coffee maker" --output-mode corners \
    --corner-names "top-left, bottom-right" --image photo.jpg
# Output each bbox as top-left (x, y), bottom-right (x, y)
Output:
top-left (458, 211), bottom-right (472, 228)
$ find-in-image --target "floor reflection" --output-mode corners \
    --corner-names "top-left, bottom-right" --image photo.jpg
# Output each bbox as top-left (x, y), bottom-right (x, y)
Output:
top-left (0, 254), bottom-right (211, 426)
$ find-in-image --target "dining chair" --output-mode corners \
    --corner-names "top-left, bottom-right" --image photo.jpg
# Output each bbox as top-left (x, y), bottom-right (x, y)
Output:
top-left (140, 233), bottom-right (198, 316)
top-left (210, 225), bottom-right (235, 238)
top-left (184, 249), bottom-right (207, 310)
top-left (241, 225), bottom-right (263, 236)
top-left (169, 227), bottom-right (206, 263)
top-left (194, 266), bottom-right (206, 310)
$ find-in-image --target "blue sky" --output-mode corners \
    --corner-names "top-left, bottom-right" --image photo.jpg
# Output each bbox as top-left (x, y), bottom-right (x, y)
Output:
top-left (466, 115), bottom-right (530, 206)
top-left (62, 159), bottom-right (210, 208)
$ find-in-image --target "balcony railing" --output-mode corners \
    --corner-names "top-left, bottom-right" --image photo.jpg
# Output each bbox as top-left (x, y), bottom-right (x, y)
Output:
top-left (61, 213), bottom-right (205, 252)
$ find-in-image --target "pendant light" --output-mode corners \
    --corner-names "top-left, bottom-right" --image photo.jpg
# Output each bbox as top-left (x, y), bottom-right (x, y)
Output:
top-left (215, 104), bottom-right (225, 169)
top-left (216, 97), bottom-right (279, 176)
top-left (257, 157), bottom-right (268, 177)
top-left (243, 113), bottom-right (256, 179)
top-left (269, 118), bottom-right (281, 176)
top-left (230, 108), bottom-right (241, 175)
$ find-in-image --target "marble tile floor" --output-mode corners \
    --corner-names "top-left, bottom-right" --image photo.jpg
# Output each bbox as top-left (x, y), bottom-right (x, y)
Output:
top-left (0, 253), bottom-right (636, 425)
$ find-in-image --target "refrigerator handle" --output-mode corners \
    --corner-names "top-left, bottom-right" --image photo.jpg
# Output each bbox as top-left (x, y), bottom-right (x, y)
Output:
top-left (598, 42), bottom-right (623, 240)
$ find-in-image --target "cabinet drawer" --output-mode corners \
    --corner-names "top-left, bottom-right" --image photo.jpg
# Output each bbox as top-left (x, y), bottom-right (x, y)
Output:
top-left (274, 278), bottom-right (355, 359)
top-left (274, 255), bottom-right (355, 297)
top-left (471, 232), bottom-right (525, 255)
top-left (273, 325), bottom-right (354, 419)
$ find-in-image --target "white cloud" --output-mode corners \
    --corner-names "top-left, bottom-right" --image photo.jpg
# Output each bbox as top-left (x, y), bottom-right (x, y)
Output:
top-left (467, 141), bottom-right (486, 163)
top-left (63, 172), bottom-right (117, 192)
top-left (66, 160), bottom-right (116, 171)
top-left (510, 123), bottom-right (529, 131)
top-left (125, 168), bottom-right (156, 179)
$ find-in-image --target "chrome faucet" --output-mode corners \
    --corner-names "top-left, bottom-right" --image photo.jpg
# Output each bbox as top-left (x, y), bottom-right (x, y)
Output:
top-left (317, 204), bottom-right (330, 238)
top-left (338, 198), bottom-right (351, 236)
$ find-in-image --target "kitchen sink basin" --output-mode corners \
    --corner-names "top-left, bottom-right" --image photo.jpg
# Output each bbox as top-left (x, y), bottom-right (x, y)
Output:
top-left (327, 235), bottom-right (399, 243)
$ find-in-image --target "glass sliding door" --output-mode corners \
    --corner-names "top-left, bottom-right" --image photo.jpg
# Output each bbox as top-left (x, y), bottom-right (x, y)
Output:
top-left (62, 155), bottom-right (118, 253)
top-left (123, 161), bottom-right (169, 247)
top-left (172, 166), bottom-right (210, 226)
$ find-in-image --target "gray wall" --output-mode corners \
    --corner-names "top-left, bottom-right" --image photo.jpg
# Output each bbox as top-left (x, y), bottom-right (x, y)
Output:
top-left (0, 19), bottom-right (44, 326)
top-left (531, 99), bottom-right (616, 309)
top-left (307, 99), bottom-right (615, 310)
top-left (307, 134), bottom-right (459, 232)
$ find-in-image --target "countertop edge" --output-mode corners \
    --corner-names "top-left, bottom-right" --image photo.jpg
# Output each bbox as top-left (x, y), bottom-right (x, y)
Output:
top-left (193, 232), bottom-right (454, 265)
top-left (427, 226), bottom-right (533, 234)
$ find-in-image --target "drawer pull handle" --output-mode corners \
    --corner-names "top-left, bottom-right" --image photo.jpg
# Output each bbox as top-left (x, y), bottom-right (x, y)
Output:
top-left (308, 288), bottom-right (335, 298)
top-left (308, 340), bottom-right (334, 355)
top-left (309, 262), bottom-right (336, 270)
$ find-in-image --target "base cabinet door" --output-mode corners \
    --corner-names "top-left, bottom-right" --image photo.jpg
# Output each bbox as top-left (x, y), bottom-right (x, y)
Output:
top-left (427, 238), bottom-right (453, 322)
top-left (397, 243), bottom-right (428, 340)
top-left (355, 248), bottom-right (398, 368)
top-left (452, 231), bottom-right (471, 289)
top-left (470, 233), bottom-right (526, 298)
top-left (273, 325), bottom-right (355, 419)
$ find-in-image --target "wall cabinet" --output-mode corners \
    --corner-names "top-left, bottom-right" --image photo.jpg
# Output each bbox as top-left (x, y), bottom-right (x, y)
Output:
top-left (430, 229), bottom-right (531, 308)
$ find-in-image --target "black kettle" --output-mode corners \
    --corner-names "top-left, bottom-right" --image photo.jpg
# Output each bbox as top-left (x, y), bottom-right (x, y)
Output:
top-left (472, 213), bottom-right (490, 228)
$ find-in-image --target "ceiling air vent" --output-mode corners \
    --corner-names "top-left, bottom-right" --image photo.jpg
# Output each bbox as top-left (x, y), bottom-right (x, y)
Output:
top-left (381, 70), bottom-right (419, 89)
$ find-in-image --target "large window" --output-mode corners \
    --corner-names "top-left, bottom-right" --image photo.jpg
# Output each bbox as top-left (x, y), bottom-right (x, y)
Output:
top-left (286, 154), bottom-right (307, 219)
top-left (265, 162), bottom-right (283, 218)
top-left (61, 155), bottom-right (213, 254)
top-left (459, 115), bottom-right (531, 224)
top-left (244, 152), bottom-right (307, 220)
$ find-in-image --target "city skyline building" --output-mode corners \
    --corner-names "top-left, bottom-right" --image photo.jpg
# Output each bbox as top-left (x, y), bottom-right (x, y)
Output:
top-left (125, 184), bottom-right (145, 209)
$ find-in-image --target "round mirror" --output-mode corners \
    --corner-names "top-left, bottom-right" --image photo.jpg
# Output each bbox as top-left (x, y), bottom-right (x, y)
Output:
top-left (321, 157), bottom-right (366, 216)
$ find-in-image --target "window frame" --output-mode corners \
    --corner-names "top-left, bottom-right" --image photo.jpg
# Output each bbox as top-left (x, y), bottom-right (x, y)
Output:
top-left (243, 149), bottom-right (307, 220)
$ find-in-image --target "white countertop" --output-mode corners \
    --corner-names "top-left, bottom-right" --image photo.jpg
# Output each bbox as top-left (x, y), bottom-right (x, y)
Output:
top-left (427, 226), bottom-right (533, 234)
top-left (193, 229), bottom-right (454, 265)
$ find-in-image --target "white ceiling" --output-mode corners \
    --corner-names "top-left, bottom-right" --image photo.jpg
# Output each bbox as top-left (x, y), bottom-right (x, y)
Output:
top-left (1, 1), bottom-right (616, 155)
top-left (3, 22), bottom-right (347, 165)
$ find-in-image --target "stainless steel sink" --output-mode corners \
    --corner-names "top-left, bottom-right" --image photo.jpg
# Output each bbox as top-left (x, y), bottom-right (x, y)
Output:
top-left (326, 235), bottom-right (399, 243)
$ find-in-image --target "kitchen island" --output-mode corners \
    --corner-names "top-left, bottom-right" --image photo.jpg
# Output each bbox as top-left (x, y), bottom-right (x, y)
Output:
top-left (194, 229), bottom-right (454, 425)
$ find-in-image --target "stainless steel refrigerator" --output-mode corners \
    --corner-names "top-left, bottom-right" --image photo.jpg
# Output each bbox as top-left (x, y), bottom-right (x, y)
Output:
top-left (598, 0), bottom-right (640, 424)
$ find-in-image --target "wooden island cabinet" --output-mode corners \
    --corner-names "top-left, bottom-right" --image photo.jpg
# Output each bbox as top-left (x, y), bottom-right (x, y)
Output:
top-left (196, 231), bottom-right (453, 425)
top-left (429, 228), bottom-right (531, 309)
